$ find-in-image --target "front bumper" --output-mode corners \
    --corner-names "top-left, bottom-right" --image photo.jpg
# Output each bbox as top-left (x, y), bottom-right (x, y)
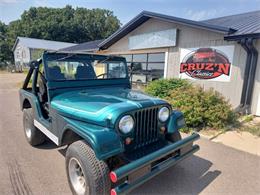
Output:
top-left (110, 133), bottom-right (200, 195)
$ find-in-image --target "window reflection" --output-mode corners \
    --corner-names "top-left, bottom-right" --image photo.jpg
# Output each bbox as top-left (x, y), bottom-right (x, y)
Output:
top-left (120, 53), bottom-right (165, 84)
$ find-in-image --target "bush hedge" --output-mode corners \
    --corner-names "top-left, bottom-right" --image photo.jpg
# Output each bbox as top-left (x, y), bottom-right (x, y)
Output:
top-left (145, 78), bottom-right (190, 98)
top-left (145, 79), bottom-right (237, 129)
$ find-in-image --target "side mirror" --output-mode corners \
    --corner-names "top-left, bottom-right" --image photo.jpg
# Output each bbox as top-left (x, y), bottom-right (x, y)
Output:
top-left (130, 62), bottom-right (142, 72)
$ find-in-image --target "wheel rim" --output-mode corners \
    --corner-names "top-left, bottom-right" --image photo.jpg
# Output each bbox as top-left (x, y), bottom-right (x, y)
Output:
top-left (25, 127), bottom-right (32, 139)
top-left (24, 116), bottom-right (32, 139)
top-left (68, 157), bottom-right (88, 195)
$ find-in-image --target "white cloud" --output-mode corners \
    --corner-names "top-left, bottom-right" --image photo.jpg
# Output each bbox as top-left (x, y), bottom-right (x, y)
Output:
top-left (0, 0), bottom-right (19, 4)
top-left (34, 0), bottom-right (50, 7)
top-left (185, 8), bottom-right (226, 21)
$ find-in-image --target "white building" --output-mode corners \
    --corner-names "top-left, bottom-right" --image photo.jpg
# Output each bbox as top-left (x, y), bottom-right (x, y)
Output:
top-left (95, 10), bottom-right (260, 116)
top-left (12, 37), bottom-right (76, 70)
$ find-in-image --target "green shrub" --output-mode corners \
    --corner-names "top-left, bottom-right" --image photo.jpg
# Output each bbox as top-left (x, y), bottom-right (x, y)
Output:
top-left (166, 85), bottom-right (237, 129)
top-left (145, 78), bottom-right (190, 98)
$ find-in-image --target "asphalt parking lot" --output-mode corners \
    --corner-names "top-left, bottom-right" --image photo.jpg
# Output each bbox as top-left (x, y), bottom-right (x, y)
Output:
top-left (0, 73), bottom-right (259, 195)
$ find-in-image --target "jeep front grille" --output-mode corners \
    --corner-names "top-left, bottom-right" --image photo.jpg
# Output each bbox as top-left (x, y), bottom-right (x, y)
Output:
top-left (133, 107), bottom-right (159, 149)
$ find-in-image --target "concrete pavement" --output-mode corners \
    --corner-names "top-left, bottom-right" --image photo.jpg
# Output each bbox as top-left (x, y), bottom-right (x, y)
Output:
top-left (0, 73), bottom-right (259, 195)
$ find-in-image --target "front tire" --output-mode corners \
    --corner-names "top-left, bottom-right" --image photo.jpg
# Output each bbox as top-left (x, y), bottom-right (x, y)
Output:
top-left (23, 108), bottom-right (46, 146)
top-left (66, 140), bottom-right (110, 195)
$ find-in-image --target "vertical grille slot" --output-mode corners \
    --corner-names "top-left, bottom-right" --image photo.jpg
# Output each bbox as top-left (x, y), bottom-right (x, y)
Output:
top-left (134, 107), bottom-right (159, 149)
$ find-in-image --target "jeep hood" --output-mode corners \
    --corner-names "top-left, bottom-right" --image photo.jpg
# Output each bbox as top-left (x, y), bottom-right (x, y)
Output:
top-left (51, 87), bottom-right (167, 127)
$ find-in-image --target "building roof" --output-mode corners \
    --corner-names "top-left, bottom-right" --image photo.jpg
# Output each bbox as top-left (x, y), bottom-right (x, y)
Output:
top-left (60, 39), bottom-right (104, 52)
top-left (202, 10), bottom-right (260, 38)
top-left (99, 11), bottom-right (236, 49)
top-left (12, 37), bottom-right (77, 51)
top-left (99, 10), bottom-right (260, 49)
top-left (28, 10), bottom-right (258, 53)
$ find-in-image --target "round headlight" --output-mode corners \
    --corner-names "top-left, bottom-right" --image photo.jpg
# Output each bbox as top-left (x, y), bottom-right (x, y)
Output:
top-left (119, 115), bottom-right (134, 134)
top-left (158, 107), bottom-right (170, 122)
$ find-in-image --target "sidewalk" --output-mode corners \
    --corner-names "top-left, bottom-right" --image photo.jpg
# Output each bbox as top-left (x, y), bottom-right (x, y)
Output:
top-left (198, 130), bottom-right (260, 156)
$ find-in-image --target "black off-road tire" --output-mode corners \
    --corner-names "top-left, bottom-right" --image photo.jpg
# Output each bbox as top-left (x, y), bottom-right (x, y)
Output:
top-left (66, 140), bottom-right (111, 195)
top-left (166, 130), bottom-right (182, 142)
top-left (23, 108), bottom-right (46, 146)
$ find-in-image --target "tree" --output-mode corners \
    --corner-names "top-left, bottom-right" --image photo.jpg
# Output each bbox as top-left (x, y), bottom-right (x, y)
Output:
top-left (0, 21), bottom-right (12, 67)
top-left (0, 21), bottom-right (7, 38)
top-left (2, 5), bottom-right (121, 64)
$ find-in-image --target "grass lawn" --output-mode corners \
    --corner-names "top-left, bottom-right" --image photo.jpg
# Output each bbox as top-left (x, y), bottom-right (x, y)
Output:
top-left (238, 120), bottom-right (260, 137)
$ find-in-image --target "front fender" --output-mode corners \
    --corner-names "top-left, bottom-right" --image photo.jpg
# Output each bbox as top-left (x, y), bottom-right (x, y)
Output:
top-left (167, 110), bottom-right (185, 133)
top-left (62, 117), bottom-right (124, 160)
top-left (19, 89), bottom-right (44, 120)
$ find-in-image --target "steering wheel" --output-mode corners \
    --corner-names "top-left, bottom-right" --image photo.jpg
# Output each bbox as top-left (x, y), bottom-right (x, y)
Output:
top-left (37, 71), bottom-right (48, 103)
top-left (39, 71), bottom-right (47, 84)
top-left (97, 73), bottom-right (113, 79)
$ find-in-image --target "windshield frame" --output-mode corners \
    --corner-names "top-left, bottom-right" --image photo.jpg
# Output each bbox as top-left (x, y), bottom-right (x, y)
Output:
top-left (42, 52), bottom-right (129, 82)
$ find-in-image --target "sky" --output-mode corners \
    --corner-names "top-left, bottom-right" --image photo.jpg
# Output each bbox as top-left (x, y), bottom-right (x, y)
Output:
top-left (0, 0), bottom-right (260, 25)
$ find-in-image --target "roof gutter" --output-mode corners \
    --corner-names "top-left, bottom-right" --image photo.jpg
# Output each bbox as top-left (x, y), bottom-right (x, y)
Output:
top-left (234, 37), bottom-right (258, 114)
top-left (142, 11), bottom-right (235, 34)
top-left (225, 33), bottom-right (260, 41)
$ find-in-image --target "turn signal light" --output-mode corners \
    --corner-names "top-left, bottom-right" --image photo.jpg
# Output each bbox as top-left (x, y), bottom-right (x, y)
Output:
top-left (111, 189), bottom-right (117, 195)
top-left (125, 137), bottom-right (132, 145)
top-left (110, 171), bottom-right (117, 183)
top-left (160, 126), bottom-right (166, 133)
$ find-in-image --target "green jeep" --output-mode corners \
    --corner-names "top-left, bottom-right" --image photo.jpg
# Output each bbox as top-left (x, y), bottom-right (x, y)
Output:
top-left (19, 51), bottom-right (199, 195)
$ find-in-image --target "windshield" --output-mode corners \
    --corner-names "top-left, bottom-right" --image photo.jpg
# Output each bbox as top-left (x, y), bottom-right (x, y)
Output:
top-left (45, 55), bottom-right (128, 81)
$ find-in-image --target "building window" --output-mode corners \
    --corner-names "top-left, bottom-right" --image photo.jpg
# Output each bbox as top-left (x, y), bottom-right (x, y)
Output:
top-left (120, 53), bottom-right (165, 83)
top-left (120, 54), bottom-right (132, 67)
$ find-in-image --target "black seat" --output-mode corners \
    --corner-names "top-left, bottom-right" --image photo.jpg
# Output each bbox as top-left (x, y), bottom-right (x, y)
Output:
top-left (75, 65), bottom-right (96, 79)
top-left (38, 72), bottom-right (48, 103)
top-left (48, 66), bottom-right (65, 80)
top-left (38, 71), bottom-right (49, 117)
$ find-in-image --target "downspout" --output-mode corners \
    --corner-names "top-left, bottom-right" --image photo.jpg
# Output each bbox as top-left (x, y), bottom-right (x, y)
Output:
top-left (238, 38), bottom-right (252, 112)
top-left (237, 38), bottom-right (258, 114)
top-left (244, 38), bottom-right (258, 114)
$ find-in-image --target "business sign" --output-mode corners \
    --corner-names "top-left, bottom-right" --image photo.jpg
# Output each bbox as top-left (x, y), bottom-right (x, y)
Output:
top-left (129, 29), bottom-right (177, 50)
top-left (179, 45), bottom-right (234, 82)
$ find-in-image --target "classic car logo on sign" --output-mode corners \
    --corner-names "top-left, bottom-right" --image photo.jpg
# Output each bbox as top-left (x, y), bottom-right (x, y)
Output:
top-left (180, 48), bottom-right (231, 79)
